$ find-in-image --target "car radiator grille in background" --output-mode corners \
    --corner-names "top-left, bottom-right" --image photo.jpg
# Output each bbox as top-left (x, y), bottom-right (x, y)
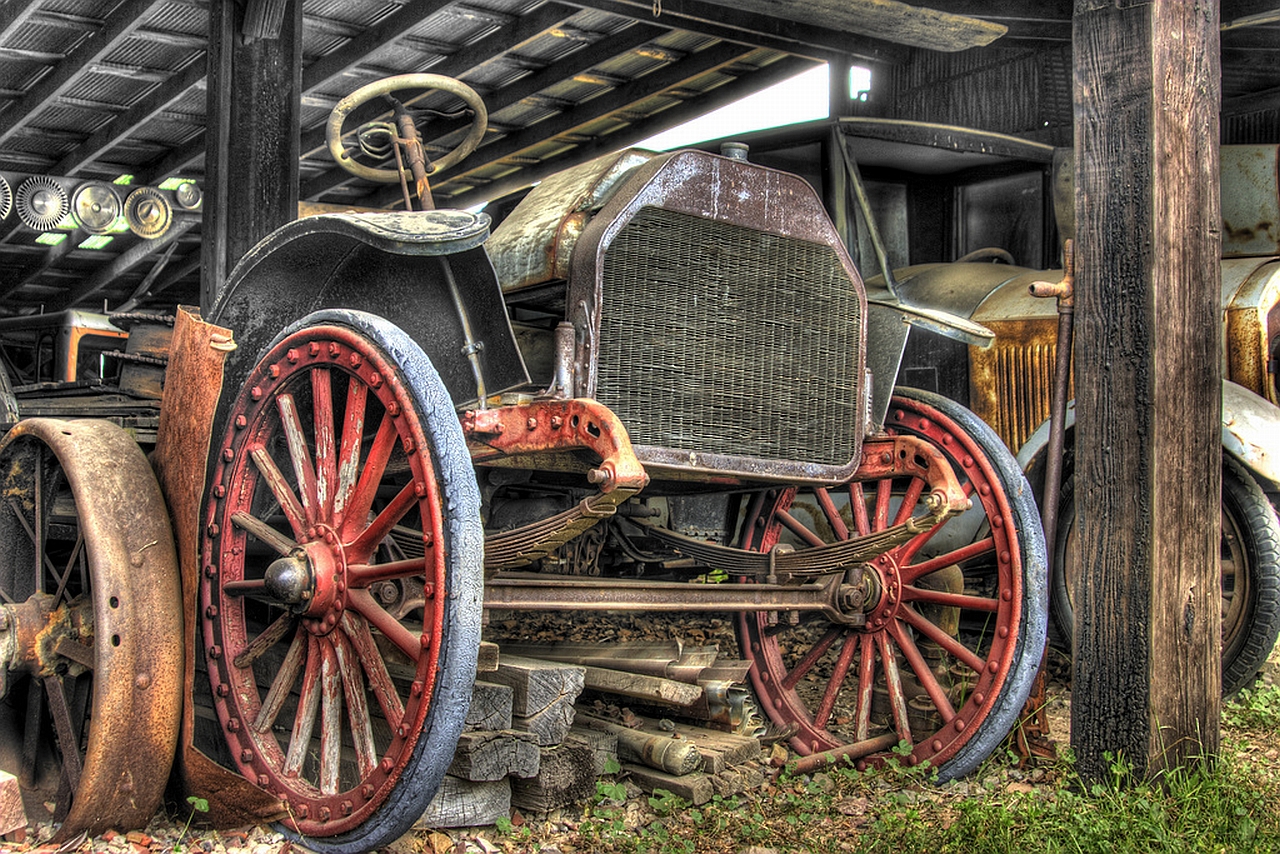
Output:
top-left (979, 339), bottom-right (1058, 452)
top-left (595, 206), bottom-right (862, 467)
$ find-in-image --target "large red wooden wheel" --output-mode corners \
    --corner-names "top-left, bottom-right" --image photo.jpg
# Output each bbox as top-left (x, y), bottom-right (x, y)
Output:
top-left (737, 388), bottom-right (1047, 780)
top-left (201, 310), bottom-right (482, 853)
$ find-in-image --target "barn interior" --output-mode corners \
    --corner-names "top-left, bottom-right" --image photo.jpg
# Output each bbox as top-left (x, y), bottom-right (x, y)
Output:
top-left (0, 0), bottom-right (1276, 848)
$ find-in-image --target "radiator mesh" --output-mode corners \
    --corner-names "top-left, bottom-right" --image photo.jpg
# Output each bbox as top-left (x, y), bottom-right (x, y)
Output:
top-left (990, 342), bottom-right (1056, 452)
top-left (595, 206), bottom-right (862, 467)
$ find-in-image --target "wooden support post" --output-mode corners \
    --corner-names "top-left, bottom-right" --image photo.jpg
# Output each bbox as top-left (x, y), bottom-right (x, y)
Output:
top-left (201, 0), bottom-right (302, 311)
top-left (1071, 0), bottom-right (1222, 780)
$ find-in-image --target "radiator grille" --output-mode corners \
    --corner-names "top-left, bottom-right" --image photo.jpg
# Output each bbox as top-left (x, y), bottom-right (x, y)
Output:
top-left (595, 206), bottom-right (862, 467)
top-left (987, 341), bottom-right (1056, 452)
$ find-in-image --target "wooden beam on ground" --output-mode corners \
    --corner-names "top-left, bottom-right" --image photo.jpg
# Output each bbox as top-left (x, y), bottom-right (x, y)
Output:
top-left (1070, 0), bottom-right (1222, 780)
top-left (200, 0), bottom-right (302, 310)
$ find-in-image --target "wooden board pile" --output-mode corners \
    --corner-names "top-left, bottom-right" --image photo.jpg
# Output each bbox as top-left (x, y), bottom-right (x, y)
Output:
top-left (419, 640), bottom-right (768, 828)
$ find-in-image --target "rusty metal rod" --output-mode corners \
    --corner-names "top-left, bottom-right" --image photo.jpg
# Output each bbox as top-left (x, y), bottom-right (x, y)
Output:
top-left (1028, 239), bottom-right (1076, 571)
top-left (484, 572), bottom-right (851, 617)
top-left (789, 731), bottom-right (900, 775)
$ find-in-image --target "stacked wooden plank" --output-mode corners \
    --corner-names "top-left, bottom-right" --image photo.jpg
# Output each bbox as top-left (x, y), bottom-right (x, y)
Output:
top-left (420, 639), bottom-right (769, 827)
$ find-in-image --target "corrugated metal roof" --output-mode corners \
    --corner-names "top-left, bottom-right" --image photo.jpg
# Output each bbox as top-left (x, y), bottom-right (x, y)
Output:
top-left (0, 0), bottom-right (1276, 316)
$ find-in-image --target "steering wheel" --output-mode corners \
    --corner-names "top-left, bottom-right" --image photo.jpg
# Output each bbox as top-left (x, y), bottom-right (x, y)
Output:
top-left (955, 247), bottom-right (1016, 265)
top-left (325, 73), bottom-right (488, 183)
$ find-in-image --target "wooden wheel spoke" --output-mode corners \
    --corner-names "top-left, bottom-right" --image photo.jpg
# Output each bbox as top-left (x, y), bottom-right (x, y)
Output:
top-left (340, 612), bottom-right (404, 731)
top-left (891, 476), bottom-right (926, 527)
top-left (318, 641), bottom-right (342, 795)
top-left (855, 635), bottom-right (876, 741)
top-left (348, 481), bottom-right (419, 561)
top-left (347, 587), bottom-right (420, 661)
top-left (781, 626), bottom-right (843, 691)
top-left (277, 394), bottom-right (321, 527)
top-left (901, 537), bottom-right (995, 584)
top-left (235, 612), bottom-right (296, 669)
top-left (887, 620), bottom-right (956, 723)
top-left (875, 632), bottom-right (912, 744)
top-left (901, 585), bottom-right (999, 613)
top-left (334, 378), bottom-right (368, 522)
top-left (231, 510), bottom-right (297, 557)
top-left (873, 479), bottom-right (893, 532)
top-left (312, 368), bottom-right (338, 521)
top-left (284, 636), bottom-right (323, 777)
top-left (348, 557), bottom-right (434, 589)
top-left (342, 414), bottom-right (398, 541)
top-left (815, 488), bottom-right (850, 540)
top-left (250, 446), bottom-right (308, 537)
top-left (898, 604), bottom-right (986, 674)
top-left (812, 632), bottom-right (859, 730)
top-left (898, 479), bottom-right (979, 564)
top-left (777, 508), bottom-right (826, 549)
top-left (254, 629), bottom-right (307, 733)
top-left (333, 631), bottom-right (377, 778)
top-left (849, 483), bottom-right (871, 537)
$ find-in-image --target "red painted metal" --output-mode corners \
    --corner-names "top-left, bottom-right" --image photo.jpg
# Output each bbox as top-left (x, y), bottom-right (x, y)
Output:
top-left (463, 397), bottom-right (649, 495)
top-left (737, 395), bottom-right (1024, 771)
top-left (202, 323), bottom-right (449, 837)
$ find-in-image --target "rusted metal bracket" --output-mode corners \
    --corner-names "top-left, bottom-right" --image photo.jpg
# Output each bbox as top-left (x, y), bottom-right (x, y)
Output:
top-left (853, 433), bottom-right (973, 518)
top-left (464, 398), bottom-right (649, 569)
top-left (463, 398), bottom-right (649, 494)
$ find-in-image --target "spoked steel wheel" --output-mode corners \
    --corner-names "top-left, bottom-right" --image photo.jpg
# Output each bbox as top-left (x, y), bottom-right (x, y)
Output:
top-left (737, 388), bottom-right (1047, 780)
top-left (0, 419), bottom-right (182, 840)
top-left (201, 310), bottom-right (482, 853)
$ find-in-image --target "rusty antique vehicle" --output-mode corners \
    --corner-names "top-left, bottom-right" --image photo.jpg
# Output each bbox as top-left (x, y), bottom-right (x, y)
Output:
top-left (0, 76), bottom-right (1047, 852)
top-left (714, 117), bottom-right (1280, 698)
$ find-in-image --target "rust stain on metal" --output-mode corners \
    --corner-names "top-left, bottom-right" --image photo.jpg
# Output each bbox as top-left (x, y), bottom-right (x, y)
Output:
top-left (152, 308), bottom-right (286, 827)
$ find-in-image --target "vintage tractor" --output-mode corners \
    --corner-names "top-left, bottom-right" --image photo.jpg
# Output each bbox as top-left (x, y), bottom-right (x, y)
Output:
top-left (0, 75), bottom-right (1047, 852)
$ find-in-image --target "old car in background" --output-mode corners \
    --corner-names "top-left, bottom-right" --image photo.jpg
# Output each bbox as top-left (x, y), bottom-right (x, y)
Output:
top-left (705, 117), bottom-right (1280, 696)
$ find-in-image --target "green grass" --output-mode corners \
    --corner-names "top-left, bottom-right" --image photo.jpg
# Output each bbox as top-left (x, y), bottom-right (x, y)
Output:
top-left (487, 685), bottom-right (1280, 854)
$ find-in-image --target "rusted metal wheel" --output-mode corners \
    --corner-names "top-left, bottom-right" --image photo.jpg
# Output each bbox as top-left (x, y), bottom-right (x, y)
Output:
top-left (737, 388), bottom-right (1047, 780)
top-left (201, 310), bottom-right (482, 853)
top-left (0, 418), bottom-right (182, 840)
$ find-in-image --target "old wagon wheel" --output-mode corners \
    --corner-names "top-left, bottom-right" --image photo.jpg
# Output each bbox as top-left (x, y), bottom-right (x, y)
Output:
top-left (737, 388), bottom-right (1047, 780)
top-left (1052, 452), bottom-right (1280, 697)
top-left (201, 309), bottom-right (482, 854)
top-left (0, 418), bottom-right (182, 840)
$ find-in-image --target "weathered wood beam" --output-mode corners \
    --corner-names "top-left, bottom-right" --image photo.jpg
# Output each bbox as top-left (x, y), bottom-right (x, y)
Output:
top-left (200, 0), bottom-right (301, 310)
top-left (1071, 0), bottom-right (1221, 781)
top-left (299, 21), bottom-right (663, 199)
top-left (297, 3), bottom-right (588, 157)
top-left (562, 0), bottom-right (903, 63)
top-left (649, 0), bottom-right (1007, 52)
top-left (0, 0), bottom-right (170, 147)
top-left (442, 54), bottom-right (812, 208)
top-left (301, 0), bottom-right (470, 91)
top-left (371, 43), bottom-right (779, 206)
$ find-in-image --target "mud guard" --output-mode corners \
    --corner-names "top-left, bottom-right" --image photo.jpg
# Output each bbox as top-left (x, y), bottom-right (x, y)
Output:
top-left (206, 211), bottom-right (529, 416)
top-left (1017, 381), bottom-right (1280, 495)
